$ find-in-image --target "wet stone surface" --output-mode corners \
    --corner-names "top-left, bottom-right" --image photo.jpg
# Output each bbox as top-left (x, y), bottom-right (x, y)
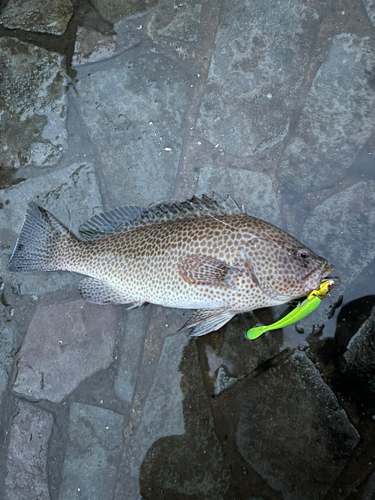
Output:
top-left (277, 34), bottom-right (375, 193)
top-left (137, 337), bottom-right (231, 500)
top-left (236, 351), bottom-right (360, 500)
top-left (0, 0), bottom-right (374, 499)
top-left (206, 313), bottom-right (283, 395)
top-left (342, 305), bottom-right (375, 392)
top-left (0, 38), bottom-right (68, 169)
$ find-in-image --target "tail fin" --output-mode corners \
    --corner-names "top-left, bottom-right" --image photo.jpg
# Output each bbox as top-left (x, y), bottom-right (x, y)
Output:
top-left (8, 202), bottom-right (75, 273)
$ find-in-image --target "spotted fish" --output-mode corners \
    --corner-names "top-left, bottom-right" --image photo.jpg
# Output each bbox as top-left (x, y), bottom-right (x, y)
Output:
top-left (8, 194), bottom-right (335, 336)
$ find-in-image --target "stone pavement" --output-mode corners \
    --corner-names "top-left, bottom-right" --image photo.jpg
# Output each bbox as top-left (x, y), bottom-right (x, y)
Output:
top-left (0, 0), bottom-right (375, 499)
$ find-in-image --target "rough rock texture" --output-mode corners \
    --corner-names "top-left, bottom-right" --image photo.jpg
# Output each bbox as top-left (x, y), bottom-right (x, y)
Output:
top-left (115, 308), bottom-right (149, 404)
top-left (0, 323), bottom-right (14, 402)
top-left (156, 3), bottom-right (202, 42)
top-left (277, 34), bottom-right (375, 192)
top-left (74, 50), bottom-right (193, 207)
top-left (196, 165), bottom-right (282, 226)
top-left (72, 28), bottom-right (117, 66)
top-left (196, 0), bottom-right (319, 156)
top-left (58, 402), bottom-right (124, 500)
top-left (343, 305), bottom-right (375, 392)
top-left (5, 400), bottom-right (53, 500)
top-left (1, 163), bottom-right (102, 296)
top-left (236, 351), bottom-right (360, 499)
top-left (0, 38), bottom-right (68, 169)
top-left (363, 0), bottom-right (375, 27)
top-left (13, 300), bottom-right (118, 403)
top-left (0, 0), bottom-right (73, 35)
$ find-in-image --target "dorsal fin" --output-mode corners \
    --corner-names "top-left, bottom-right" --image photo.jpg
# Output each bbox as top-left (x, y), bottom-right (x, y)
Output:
top-left (79, 205), bottom-right (144, 240)
top-left (79, 193), bottom-right (245, 240)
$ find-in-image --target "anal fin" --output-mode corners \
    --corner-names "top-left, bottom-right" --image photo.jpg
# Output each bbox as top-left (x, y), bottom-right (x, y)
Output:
top-left (79, 277), bottom-right (145, 307)
top-left (180, 308), bottom-right (235, 337)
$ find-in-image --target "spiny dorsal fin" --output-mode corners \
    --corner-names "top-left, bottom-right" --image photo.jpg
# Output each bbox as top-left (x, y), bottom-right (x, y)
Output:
top-left (79, 193), bottom-right (245, 240)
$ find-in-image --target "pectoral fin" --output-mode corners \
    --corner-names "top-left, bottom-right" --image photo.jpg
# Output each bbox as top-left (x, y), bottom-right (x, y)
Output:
top-left (79, 277), bottom-right (145, 307)
top-left (178, 254), bottom-right (242, 289)
top-left (180, 307), bottom-right (235, 337)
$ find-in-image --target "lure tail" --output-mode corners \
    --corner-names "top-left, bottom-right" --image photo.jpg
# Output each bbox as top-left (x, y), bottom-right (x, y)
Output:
top-left (8, 202), bottom-right (77, 273)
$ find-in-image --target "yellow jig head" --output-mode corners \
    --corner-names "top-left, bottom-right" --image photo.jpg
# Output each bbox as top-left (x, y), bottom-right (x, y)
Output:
top-left (246, 279), bottom-right (337, 340)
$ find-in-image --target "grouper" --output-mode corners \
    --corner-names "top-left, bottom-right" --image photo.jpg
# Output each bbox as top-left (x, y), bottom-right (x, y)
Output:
top-left (8, 194), bottom-right (335, 336)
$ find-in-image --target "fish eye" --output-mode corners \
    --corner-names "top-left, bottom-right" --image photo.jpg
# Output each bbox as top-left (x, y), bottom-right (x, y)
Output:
top-left (298, 249), bottom-right (310, 259)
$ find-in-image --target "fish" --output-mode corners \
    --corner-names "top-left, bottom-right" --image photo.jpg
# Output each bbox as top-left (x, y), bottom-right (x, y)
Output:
top-left (8, 193), bottom-right (335, 336)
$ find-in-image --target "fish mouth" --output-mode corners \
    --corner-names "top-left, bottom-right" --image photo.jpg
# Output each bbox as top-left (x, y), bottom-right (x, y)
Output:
top-left (321, 276), bottom-right (340, 287)
top-left (304, 262), bottom-right (338, 291)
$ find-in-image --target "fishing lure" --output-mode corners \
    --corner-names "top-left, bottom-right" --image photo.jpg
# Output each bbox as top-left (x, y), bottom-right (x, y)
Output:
top-left (246, 279), bottom-right (336, 340)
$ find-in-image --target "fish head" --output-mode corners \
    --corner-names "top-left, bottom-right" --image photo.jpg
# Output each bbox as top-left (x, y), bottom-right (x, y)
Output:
top-left (274, 244), bottom-right (335, 299)
top-left (245, 228), bottom-right (335, 302)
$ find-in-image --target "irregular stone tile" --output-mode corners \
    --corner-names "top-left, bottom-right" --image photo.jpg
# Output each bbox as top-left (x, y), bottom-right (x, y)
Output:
top-left (196, 0), bottom-right (319, 156)
top-left (127, 334), bottom-right (188, 478)
top-left (363, 0), bottom-right (375, 27)
top-left (196, 165), bottom-right (282, 226)
top-left (74, 49), bottom-right (193, 207)
top-left (0, 0), bottom-right (73, 35)
top-left (136, 338), bottom-right (230, 500)
top-left (295, 180), bottom-right (375, 335)
top-left (58, 402), bottom-right (124, 500)
top-left (236, 351), bottom-right (360, 500)
top-left (72, 28), bottom-right (117, 66)
top-left (277, 34), bottom-right (375, 193)
top-left (0, 38), bottom-right (68, 169)
top-left (5, 400), bottom-right (53, 500)
top-left (156, 3), bottom-right (202, 42)
top-left (0, 162), bottom-right (102, 296)
top-left (114, 307), bottom-right (149, 404)
top-left (301, 181), bottom-right (375, 287)
top-left (89, 0), bottom-right (158, 24)
top-left (72, 27), bottom-right (141, 66)
top-left (0, 323), bottom-right (15, 402)
top-left (343, 305), bottom-right (375, 392)
top-left (13, 300), bottom-right (118, 403)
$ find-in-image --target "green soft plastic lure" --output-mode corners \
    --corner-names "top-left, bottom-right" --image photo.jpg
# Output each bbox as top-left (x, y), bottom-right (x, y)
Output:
top-left (246, 279), bottom-right (336, 340)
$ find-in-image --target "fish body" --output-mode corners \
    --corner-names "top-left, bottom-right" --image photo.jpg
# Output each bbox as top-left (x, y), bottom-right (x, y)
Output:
top-left (8, 194), bottom-right (334, 336)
